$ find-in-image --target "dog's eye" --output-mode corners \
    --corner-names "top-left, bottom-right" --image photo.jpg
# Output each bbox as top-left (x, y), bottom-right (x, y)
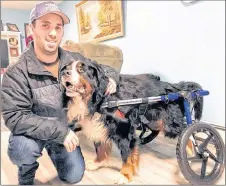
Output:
top-left (63, 70), bottom-right (72, 76)
top-left (77, 64), bottom-right (85, 73)
top-left (78, 67), bottom-right (84, 73)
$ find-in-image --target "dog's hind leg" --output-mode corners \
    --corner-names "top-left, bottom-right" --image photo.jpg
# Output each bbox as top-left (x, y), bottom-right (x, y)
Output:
top-left (85, 141), bottom-right (112, 170)
top-left (115, 144), bottom-right (140, 184)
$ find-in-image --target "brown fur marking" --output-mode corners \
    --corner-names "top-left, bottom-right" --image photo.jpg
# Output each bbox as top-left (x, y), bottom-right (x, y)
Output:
top-left (79, 75), bottom-right (93, 101)
top-left (120, 146), bottom-right (140, 181)
top-left (95, 141), bottom-right (112, 163)
top-left (156, 119), bottom-right (165, 131)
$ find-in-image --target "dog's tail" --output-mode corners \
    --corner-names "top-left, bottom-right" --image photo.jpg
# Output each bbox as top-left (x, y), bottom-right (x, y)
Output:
top-left (176, 81), bottom-right (203, 121)
top-left (159, 81), bottom-right (204, 139)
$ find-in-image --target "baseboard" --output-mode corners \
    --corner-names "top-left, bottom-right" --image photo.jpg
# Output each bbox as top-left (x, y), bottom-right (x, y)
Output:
top-left (200, 120), bottom-right (225, 131)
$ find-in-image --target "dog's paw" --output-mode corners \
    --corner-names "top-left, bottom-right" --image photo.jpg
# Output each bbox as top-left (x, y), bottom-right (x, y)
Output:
top-left (114, 174), bottom-right (129, 185)
top-left (85, 160), bottom-right (101, 171)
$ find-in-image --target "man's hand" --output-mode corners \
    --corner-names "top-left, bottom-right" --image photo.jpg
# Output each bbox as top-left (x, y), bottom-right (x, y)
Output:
top-left (63, 130), bottom-right (79, 152)
top-left (105, 77), bottom-right (117, 95)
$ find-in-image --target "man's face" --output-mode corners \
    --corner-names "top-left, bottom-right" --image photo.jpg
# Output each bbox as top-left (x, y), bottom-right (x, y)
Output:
top-left (31, 13), bottom-right (64, 55)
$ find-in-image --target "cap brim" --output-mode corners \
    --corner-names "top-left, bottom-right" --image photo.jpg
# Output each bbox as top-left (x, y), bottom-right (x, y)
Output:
top-left (50, 11), bottom-right (70, 24)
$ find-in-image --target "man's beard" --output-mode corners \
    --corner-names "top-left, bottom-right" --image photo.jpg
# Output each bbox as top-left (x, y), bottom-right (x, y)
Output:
top-left (42, 41), bottom-right (59, 55)
top-left (43, 46), bottom-right (58, 55)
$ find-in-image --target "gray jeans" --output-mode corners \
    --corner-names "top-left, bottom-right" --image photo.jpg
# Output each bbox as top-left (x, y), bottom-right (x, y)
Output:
top-left (7, 134), bottom-right (85, 185)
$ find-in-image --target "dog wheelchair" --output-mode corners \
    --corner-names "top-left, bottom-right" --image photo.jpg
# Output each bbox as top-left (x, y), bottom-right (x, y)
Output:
top-left (101, 90), bottom-right (225, 185)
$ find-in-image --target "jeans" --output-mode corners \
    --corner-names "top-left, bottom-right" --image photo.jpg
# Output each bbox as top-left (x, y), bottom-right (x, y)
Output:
top-left (7, 134), bottom-right (85, 185)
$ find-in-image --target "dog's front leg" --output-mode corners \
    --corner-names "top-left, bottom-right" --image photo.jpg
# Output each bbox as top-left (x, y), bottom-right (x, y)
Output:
top-left (85, 141), bottom-right (112, 170)
top-left (115, 145), bottom-right (140, 184)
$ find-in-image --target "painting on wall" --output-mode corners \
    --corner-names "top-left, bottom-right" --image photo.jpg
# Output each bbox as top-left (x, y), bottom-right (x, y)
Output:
top-left (6, 23), bottom-right (19, 32)
top-left (8, 36), bottom-right (19, 47)
top-left (75, 0), bottom-right (124, 43)
top-left (9, 47), bottom-right (19, 57)
top-left (24, 23), bottom-right (32, 39)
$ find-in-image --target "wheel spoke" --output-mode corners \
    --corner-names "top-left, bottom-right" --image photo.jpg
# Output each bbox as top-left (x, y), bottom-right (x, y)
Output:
top-left (191, 133), bottom-right (199, 154)
top-left (200, 159), bottom-right (208, 179)
top-left (199, 134), bottom-right (213, 151)
top-left (206, 149), bottom-right (221, 163)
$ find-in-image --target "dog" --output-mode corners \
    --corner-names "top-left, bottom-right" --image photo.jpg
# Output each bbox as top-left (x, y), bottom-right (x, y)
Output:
top-left (60, 54), bottom-right (203, 184)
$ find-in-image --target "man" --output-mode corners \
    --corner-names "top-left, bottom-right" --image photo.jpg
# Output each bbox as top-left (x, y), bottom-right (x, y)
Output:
top-left (1, 1), bottom-right (119, 185)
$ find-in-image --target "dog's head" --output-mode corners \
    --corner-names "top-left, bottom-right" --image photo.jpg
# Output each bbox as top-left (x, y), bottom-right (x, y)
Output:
top-left (61, 58), bottom-right (109, 115)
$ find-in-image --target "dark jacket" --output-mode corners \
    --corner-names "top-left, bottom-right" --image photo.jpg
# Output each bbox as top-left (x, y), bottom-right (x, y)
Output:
top-left (1, 42), bottom-right (119, 144)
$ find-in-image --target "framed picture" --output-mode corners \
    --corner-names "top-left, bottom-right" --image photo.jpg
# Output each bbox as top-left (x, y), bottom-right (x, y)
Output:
top-left (24, 23), bottom-right (32, 38)
top-left (75, 0), bottom-right (124, 43)
top-left (10, 47), bottom-right (19, 57)
top-left (8, 36), bottom-right (19, 47)
top-left (6, 23), bottom-right (19, 32)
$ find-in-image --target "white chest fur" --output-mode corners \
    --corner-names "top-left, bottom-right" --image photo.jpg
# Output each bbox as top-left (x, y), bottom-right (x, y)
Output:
top-left (67, 99), bottom-right (108, 143)
top-left (80, 113), bottom-right (108, 143)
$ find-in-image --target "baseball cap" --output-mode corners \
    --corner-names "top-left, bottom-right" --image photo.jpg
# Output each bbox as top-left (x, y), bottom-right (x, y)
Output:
top-left (29, 1), bottom-right (70, 24)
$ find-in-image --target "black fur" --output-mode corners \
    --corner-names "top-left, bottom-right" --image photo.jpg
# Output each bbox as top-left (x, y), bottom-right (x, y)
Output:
top-left (103, 75), bottom-right (203, 138)
top-left (62, 60), bottom-right (203, 163)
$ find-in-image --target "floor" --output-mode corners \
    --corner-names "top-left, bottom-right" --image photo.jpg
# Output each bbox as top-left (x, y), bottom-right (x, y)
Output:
top-left (1, 118), bottom-right (225, 185)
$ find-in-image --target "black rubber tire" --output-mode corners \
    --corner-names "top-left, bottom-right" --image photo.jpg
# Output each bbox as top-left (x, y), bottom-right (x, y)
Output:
top-left (176, 123), bottom-right (225, 185)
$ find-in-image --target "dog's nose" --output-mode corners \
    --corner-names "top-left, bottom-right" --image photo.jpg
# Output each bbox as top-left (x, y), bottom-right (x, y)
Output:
top-left (63, 74), bottom-right (71, 82)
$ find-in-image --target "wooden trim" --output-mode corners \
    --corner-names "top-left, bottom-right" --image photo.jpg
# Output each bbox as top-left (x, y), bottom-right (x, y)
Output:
top-left (75, 0), bottom-right (88, 8)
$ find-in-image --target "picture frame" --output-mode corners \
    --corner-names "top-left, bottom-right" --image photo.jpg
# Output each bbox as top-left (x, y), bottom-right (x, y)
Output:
top-left (75, 0), bottom-right (124, 43)
top-left (9, 47), bottom-right (19, 57)
top-left (24, 23), bottom-right (32, 39)
top-left (6, 23), bottom-right (19, 32)
top-left (8, 36), bottom-right (19, 47)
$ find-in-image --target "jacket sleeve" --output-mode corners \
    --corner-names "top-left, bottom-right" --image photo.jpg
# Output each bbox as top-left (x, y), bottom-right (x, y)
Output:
top-left (1, 69), bottom-right (69, 144)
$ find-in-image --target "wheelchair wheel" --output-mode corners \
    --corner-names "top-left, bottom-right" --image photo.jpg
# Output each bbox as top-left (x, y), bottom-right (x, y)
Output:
top-left (176, 123), bottom-right (225, 185)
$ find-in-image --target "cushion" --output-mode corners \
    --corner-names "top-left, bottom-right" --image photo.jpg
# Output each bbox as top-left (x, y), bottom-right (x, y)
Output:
top-left (61, 40), bottom-right (123, 72)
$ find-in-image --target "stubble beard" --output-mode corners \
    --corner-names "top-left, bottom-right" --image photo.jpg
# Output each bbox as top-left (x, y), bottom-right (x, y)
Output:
top-left (43, 45), bottom-right (58, 55)
top-left (42, 41), bottom-right (60, 55)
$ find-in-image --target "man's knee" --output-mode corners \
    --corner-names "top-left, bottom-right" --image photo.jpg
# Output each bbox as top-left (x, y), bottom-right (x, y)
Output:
top-left (62, 167), bottom-right (85, 183)
top-left (59, 147), bottom-right (85, 183)
top-left (7, 134), bottom-right (43, 166)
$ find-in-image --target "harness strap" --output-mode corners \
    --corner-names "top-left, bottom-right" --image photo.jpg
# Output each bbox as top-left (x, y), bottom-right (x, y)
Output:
top-left (114, 109), bottom-right (125, 119)
top-left (102, 109), bottom-right (129, 123)
top-left (139, 104), bottom-right (149, 116)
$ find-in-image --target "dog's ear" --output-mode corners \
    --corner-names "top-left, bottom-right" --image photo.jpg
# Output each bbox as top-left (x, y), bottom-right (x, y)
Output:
top-left (86, 61), bottom-right (109, 114)
top-left (60, 83), bottom-right (69, 108)
top-left (59, 65), bottom-right (69, 108)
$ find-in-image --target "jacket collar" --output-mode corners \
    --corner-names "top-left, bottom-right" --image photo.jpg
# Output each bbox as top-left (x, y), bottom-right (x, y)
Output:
top-left (26, 41), bottom-right (73, 76)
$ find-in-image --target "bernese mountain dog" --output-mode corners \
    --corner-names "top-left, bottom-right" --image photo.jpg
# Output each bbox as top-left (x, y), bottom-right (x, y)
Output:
top-left (60, 54), bottom-right (203, 184)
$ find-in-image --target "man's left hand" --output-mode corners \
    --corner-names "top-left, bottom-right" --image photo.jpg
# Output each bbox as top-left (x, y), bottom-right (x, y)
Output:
top-left (105, 78), bottom-right (117, 95)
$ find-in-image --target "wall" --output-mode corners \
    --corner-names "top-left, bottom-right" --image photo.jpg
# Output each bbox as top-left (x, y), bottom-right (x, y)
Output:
top-left (1, 8), bottom-right (31, 50)
top-left (59, 1), bottom-right (225, 126)
top-left (59, 1), bottom-right (80, 43)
